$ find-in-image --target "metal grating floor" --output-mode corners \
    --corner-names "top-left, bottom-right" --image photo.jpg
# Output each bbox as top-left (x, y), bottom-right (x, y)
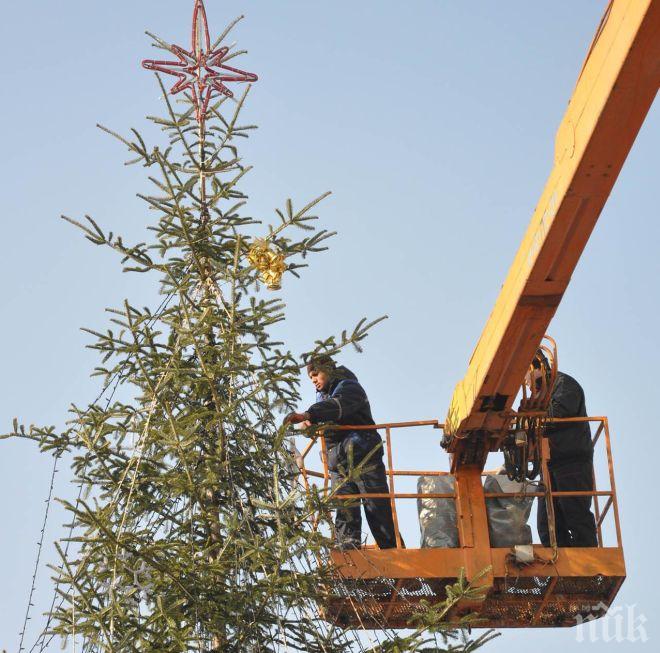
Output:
top-left (325, 574), bottom-right (622, 629)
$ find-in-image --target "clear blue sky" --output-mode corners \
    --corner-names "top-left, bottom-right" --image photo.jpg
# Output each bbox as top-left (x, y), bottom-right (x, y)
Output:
top-left (1, 1), bottom-right (658, 650)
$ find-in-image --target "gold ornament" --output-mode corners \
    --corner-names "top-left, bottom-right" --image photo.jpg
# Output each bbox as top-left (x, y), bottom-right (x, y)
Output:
top-left (247, 240), bottom-right (270, 269)
top-left (248, 240), bottom-right (287, 290)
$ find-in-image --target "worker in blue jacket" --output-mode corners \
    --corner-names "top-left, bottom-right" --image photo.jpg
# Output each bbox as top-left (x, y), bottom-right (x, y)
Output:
top-left (285, 355), bottom-right (397, 550)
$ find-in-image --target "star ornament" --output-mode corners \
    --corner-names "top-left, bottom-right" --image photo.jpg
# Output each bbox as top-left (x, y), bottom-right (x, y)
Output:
top-left (142, 0), bottom-right (258, 124)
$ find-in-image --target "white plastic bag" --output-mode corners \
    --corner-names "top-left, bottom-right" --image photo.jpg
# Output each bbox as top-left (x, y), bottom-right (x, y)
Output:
top-left (417, 475), bottom-right (459, 548)
top-left (483, 474), bottom-right (533, 547)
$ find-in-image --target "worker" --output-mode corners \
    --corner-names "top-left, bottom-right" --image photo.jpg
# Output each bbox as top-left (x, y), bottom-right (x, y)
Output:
top-left (284, 355), bottom-right (397, 550)
top-left (531, 352), bottom-right (598, 547)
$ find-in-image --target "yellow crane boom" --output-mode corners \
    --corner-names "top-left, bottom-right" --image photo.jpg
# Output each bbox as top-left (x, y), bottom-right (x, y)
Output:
top-left (444, 0), bottom-right (660, 468)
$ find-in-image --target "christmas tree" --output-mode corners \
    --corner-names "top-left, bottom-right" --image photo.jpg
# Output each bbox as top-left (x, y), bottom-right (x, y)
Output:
top-left (7, 2), bottom-right (496, 651)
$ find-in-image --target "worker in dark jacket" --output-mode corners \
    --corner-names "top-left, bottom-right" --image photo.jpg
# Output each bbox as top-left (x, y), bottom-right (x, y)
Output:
top-left (285, 356), bottom-right (397, 550)
top-left (534, 356), bottom-right (598, 547)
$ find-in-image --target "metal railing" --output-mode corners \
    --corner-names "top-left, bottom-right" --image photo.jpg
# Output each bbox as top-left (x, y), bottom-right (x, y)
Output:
top-left (294, 416), bottom-right (621, 550)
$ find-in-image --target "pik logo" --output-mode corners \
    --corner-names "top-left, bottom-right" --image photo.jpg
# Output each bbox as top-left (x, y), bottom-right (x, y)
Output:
top-left (576, 601), bottom-right (649, 643)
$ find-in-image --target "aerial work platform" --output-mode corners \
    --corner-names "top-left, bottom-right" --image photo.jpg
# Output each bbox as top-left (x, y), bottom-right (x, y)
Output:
top-left (296, 419), bottom-right (624, 630)
top-left (295, 0), bottom-right (657, 631)
top-left (328, 546), bottom-right (624, 629)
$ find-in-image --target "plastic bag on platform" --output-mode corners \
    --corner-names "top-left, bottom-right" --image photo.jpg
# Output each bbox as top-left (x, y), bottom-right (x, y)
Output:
top-left (417, 475), bottom-right (458, 548)
top-left (484, 474), bottom-right (533, 547)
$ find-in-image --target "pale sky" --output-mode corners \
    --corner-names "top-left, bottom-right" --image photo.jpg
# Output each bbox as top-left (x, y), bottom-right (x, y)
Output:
top-left (1, 1), bottom-right (658, 651)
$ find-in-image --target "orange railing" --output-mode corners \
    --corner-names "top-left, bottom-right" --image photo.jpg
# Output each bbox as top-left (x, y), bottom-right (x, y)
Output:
top-left (294, 416), bottom-right (622, 550)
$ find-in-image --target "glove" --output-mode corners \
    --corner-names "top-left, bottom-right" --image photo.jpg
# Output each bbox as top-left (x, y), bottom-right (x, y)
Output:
top-left (283, 411), bottom-right (311, 426)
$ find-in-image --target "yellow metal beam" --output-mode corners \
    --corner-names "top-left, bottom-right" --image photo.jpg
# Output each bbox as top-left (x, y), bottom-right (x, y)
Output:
top-left (445, 0), bottom-right (660, 465)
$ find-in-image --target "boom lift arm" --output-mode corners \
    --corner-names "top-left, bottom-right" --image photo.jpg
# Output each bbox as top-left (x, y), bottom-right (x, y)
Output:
top-left (443, 0), bottom-right (660, 469)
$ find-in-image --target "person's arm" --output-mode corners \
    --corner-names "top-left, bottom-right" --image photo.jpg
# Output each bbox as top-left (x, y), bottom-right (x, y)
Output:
top-left (306, 380), bottom-right (368, 424)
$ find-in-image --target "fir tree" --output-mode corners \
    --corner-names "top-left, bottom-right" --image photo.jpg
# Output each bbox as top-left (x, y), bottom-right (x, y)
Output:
top-left (6, 4), bottom-right (497, 652)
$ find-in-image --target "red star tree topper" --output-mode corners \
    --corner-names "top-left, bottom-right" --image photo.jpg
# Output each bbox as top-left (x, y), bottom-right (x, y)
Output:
top-left (142, 0), bottom-right (257, 125)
